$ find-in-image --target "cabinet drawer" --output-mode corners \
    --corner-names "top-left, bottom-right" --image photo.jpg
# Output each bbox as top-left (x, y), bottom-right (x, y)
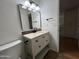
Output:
top-left (31, 33), bottom-right (50, 56)
top-left (45, 38), bottom-right (50, 46)
top-left (42, 33), bottom-right (50, 47)
top-left (32, 43), bottom-right (43, 56)
top-left (32, 36), bottom-right (44, 46)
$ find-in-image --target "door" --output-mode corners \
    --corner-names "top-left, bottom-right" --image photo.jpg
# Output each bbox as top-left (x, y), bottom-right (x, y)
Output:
top-left (64, 8), bottom-right (77, 37)
top-left (76, 8), bottom-right (79, 39)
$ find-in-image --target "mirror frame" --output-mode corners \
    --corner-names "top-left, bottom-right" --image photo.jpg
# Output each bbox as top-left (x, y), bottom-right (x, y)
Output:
top-left (17, 4), bottom-right (42, 32)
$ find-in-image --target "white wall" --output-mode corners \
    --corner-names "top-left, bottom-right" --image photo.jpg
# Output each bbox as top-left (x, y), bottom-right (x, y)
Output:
top-left (33, 0), bottom-right (59, 52)
top-left (0, 0), bottom-right (25, 59)
top-left (0, 0), bottom-right (22, 45)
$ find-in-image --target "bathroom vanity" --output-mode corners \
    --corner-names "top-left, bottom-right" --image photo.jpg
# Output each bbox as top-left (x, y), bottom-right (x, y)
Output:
top-left (17, 1), bottom-right (50, 59)
top-left (23, 31), bottom-right (50, 59)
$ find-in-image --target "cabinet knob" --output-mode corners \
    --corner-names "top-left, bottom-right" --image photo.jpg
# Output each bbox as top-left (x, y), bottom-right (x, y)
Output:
top-left (35, 40), bottom-right (38, 42)
top-left (38, 45), bottom-right (41, 48)
top-left (24, 40), bottom-right (29, 45)
top-left (42, 36), bottom-right (45, 38)
top-left (46, 40), bottom-right (48, 42)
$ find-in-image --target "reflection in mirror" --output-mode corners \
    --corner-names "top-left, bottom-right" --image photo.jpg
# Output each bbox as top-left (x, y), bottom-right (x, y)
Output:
top-left (31, 11), bottom-right (41, 29)
top-left (18, 4), bottom-right (41, 32)
top-left (18, 5), bottom-right (30, 31)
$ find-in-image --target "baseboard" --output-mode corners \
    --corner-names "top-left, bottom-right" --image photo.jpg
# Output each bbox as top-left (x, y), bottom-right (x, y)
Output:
top-left (49, 48), bottom-right (59, 53)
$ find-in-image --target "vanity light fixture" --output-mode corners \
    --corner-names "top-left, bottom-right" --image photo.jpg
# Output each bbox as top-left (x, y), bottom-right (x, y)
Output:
top-left (35, 6), bottom-right (40, 11)
top-left (24, 0), bottom-right (30, 7)
top-left (28, 7), bottom-right (32, 11)
top-left (21, 1), bottom-right (40, 11)
top-left (22, 5), bottom-right (27, 9)
top-left (30, 3), bottom-right (36, 10)
top-left (32, 9), bottom-right (36, 12)
top-left (32, 6), bottom-right (40, 12)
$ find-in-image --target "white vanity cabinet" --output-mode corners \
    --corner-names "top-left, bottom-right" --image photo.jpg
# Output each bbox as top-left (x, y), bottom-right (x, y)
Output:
top-left (23, 31), bottom-right (50, 59)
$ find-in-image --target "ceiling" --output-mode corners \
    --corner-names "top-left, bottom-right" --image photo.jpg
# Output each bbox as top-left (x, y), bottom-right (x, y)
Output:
top-left (60, 0), bottom-right (79, 11)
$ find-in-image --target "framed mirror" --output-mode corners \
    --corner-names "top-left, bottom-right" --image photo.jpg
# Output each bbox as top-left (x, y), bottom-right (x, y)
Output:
top-left (17, 4), bottom-right (42, 32)
top-left (31, 11), bottom-right (41, 29)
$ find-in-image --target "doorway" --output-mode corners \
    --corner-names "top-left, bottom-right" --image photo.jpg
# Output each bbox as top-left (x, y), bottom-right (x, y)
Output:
top-left (59, 0), bottom-right (79, 58)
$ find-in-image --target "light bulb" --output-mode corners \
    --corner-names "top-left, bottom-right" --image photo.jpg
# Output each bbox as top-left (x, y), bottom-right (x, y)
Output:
top-left (24, 0), bottom-right (30, 7)
top-left (35, 6), bottom-right (40, 11)
top-left (22, 6), bottom-right (27, 9)
top-left (32, 9), bottom-right (36, 12)
top-left (30, 3), bottom-right (36, 9)
top-left (28, 8), bottom-right (32, 11)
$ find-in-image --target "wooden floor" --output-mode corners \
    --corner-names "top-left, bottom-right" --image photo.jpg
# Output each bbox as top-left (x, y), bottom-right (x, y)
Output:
top-left (43, 50), bottom-right (58, 59)
top-left (60, 37), bottom-right (79, 59)
top-left (43, 37), bottom-right (79, 59)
